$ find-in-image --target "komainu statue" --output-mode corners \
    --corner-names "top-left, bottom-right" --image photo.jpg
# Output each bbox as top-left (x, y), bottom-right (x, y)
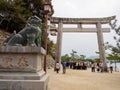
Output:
top-left (3, 15), bottom-right (42, 47)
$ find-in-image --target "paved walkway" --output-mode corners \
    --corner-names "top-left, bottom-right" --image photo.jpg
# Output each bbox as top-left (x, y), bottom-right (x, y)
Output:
top-left (48, 68), bottom-right (120, 90)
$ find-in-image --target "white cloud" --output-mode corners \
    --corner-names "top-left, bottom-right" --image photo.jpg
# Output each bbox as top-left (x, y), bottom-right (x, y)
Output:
top-left (52, 0), bottom-right (120, 18)
top-left (51, 0), bottom-right (120, 57)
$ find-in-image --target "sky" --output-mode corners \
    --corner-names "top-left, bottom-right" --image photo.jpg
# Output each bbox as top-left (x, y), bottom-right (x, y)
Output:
top-left (49, 0), bottom-right (120, 57)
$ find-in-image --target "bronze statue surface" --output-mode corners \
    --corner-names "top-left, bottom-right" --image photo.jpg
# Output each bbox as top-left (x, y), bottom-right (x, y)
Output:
top-left (3, 16), bottom-right (42, 47)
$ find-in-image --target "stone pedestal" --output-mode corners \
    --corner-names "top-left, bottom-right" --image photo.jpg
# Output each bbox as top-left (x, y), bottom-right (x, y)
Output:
top-left (0, 46), bottom-right (49, 90)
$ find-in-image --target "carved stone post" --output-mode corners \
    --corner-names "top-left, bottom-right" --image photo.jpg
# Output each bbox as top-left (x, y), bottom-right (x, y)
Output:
top-left (96, 22), bottom-right (107, 72)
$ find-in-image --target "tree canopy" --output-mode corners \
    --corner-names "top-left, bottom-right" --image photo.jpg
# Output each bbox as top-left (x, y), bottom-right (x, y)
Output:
top-left (0, 0), bottom-right (53, 33)
top-left (107, 19), bottom-right (120, 56)
top-left (107, 53), bottom-right (120, 61)
top-left (0, 0), bottom-right (56, 58)
top-left (61, 54), bottom-right (70, 62)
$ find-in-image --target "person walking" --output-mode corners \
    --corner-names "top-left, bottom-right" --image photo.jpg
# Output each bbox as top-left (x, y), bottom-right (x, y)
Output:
top-left (91, 62), bottom-right (95, 72)
top-left (99, 63), bottom-right (103, 72)
top-left (110, 64), bottom-right (113, 73)
top-left (62, 61), bottom-right (67, 74)
top-left (56, 62), bottom-right (60, 73)
top-left (96, 63), bottom-right (100, 72)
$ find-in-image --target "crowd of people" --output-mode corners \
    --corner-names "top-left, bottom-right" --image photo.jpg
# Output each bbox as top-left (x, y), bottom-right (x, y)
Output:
top-left (68, 62), bottom-right (87, 70)
top-left (55, 61), bottom-right (114, 74)
top-left (91, 62), bottom-right (113, 73)
top-left (55, 61), bottom-right (88, 74)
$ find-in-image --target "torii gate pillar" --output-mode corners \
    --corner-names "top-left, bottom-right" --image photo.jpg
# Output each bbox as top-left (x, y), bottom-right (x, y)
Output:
top-left (96, 22), bottom-right (107, 71)
top-left (55, 21), bottom-right (63, 64)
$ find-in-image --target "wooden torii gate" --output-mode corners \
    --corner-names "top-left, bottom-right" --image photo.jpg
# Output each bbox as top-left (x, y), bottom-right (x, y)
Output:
top-left (50, 16), bottom-right (115, 71)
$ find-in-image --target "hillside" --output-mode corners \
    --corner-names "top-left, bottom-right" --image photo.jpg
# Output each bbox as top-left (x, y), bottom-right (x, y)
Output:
top-left (0, 29), bottom-right (10, 45)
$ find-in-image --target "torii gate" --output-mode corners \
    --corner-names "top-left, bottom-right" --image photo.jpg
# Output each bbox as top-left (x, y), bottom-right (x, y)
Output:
top-left (50, 16), bottom-right (115, 71)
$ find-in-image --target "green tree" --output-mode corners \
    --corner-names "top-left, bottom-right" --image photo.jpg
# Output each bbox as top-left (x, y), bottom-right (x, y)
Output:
top-left (105, 19), bottom-right (120, 72)
top-left (79, 55), bottom-right (86, 61)
top-left (61, 54), bottom-right (70, 62)
top-left (0, 0), bottom-right (32, 32)
top-left (0, 0), bottom-right (53, 32)
top-left (47, 39), bottom-right (56, 59)
top-left (85, 58), bottom-right (94, 63)
top-left (0, 0), bottom-right (54, 57)
top-left (107, 19), bottom-right (120, 55)
top-left (70, 50), bottom-right (77, 61)
top-left (107, 53), bottom-right (120, 71)
top-left (94, 58), bottom-right (100, 63)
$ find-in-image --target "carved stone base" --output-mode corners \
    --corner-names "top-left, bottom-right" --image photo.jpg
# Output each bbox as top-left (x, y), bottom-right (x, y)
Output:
top-left (0, 72), bottom-right (49, 90)
top-left (0, 46), bottom-right (49, 90)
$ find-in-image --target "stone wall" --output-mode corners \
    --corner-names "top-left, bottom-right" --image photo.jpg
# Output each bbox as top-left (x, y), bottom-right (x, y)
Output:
top-left (47, 55), bottom-right (55, 69)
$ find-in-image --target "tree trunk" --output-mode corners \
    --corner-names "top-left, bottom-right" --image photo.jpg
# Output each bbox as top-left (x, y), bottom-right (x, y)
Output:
top-left (114, 60), bottom-right (117, 72)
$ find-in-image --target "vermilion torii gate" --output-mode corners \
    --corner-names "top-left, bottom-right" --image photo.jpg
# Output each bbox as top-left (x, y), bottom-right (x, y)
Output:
top-left (50, 16), bottom-right (115, 71)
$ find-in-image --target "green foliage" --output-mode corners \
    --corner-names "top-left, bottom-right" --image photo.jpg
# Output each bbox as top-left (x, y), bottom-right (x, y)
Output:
top-left (47, 39), bottom-right (56, 59)
top-left (69, 50), bottom-right (88, 62)
top-left (0, 0), bottom-right (32, 32)
top-left (107, 19), bottom-right (120, 55)
top-left (0, 0), bottom-right (52, 32)
top-left (85, 58), bottom-right (94, 63)
top-left (0, 0), bottom-right (55, 57)
top-left (94, 58), bottom-right (100, 63)
top-left (107, 54), bottom-right (120, 61)
top-left (79, 55), bottom-right (86, 61)
top-left (70, 50), bottom-right (77, 61)
top-left (61, 54), bottom-right (70, 62)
